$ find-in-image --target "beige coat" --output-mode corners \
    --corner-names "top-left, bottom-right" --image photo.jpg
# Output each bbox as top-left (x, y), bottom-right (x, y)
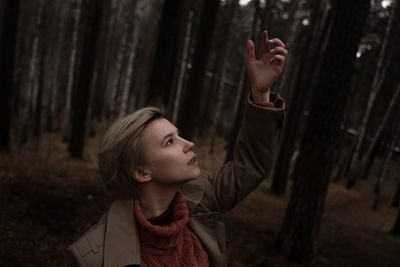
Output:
top-left (66, 93), bottom-right (285, 267)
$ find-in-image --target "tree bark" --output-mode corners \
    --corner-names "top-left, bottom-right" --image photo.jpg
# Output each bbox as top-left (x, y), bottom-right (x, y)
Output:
top-left (275, 0), bottom-right (370, 259)
top-left (0, 0), bottom-right (19, 151)
top-left (372, 117), bottom-right (400, 210)
top-left (347, 2), bottom-right (397, 188)
top-left (392, 183), bottom-right (400, 208)
top-left (68, 0), bottom-right (103, 158)
top-left (272, 0), bottom-right (330, 195)
top-left (226, 0), bottom-right (260, 162)
top-left (210, 0), bottom-right (239, 153)
top-left (146, 0), bottom-right (185, 108)
top-left (119, 1), bottom-right (140, 116)
top-left (63, 0), bottom-right (82, 141)
top-left (392, 209), bottom-right (400, 236)
top-left (360, 83), bottom-right (400, 179)
top-left (108, 21), bottom-right (128, 122)
top-left (19, 0), bottom-right (44, 146)
top-left (171, 10), bottom-right (194, 125)
top-left (177, 0), bottom-right (220, 140)
top-left (33, 54), bottom-right (44, 139)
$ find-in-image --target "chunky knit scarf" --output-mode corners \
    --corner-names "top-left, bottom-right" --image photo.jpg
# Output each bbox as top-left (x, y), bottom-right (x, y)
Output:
top-left (134, 191), bottom-right (209, 267)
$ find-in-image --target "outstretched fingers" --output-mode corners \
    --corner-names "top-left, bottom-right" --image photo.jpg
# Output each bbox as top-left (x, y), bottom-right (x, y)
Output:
top-left (262, 30), bottom-right (271, 53)
top-left (269, 54), bottom-right (285, 65)
top-left (247, 40), bottom-right (256, 64)
top-left (268, 38), bottom-right (285, 48)
top-left (270, 46), bottom-right (288, 56)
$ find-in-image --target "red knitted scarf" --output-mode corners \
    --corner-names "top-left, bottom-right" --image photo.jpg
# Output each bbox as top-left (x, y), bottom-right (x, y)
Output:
top-left (134, 191), bottom-right (209, 267)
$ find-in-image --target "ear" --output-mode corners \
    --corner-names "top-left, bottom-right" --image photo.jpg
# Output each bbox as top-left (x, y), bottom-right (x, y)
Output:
top-left (132, 168), bottom-right (152, 183)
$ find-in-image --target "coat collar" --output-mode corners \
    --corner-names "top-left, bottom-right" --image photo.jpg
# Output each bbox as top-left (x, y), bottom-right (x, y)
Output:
top-left (104, 198), bottom-right (141, 267)
top-left (181, 182), bottom-right (205, 213)
top-left (103, 184), bottom-right (205, 267)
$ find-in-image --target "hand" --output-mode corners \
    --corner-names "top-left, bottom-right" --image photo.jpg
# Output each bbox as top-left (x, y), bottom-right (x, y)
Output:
top-left (247, 30), bottom-right (288, 102)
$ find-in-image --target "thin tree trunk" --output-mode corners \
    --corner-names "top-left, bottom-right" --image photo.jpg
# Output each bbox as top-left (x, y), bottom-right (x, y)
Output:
top-left (0, 0), bottom-right (19, 152)
top-left (361, 83), bottom-right (400, 174)
top-left (69, 0), bottom-right (103, 158)
top-left (392, 183), bottom-right (400, 208)
top-left (90, 0), bottom-right (116, 120)
top-left (47, 5), bottom-right (67, 132)
top-left (281, 0), bottom-right (297, 44)
top-left (372, 119), bottom-right (399, 210)
top-left (226, 0), bottom-right (260, 162)
top-left (146, 0), bottom-right (185, 107)
top-left (119, 2), bottom-right (140, 116)
top-left (134, 0), bottom-right (159, 109)
top-left (391, 208), bottom-right (400, 236)
top-left (171, 11), bottom-right (194, 125)
top-left (210, 0), bottom-right (238, 153)
top-left (33, 54), bottom-right (44, 140)
top-left (177, 0), bottom-right (219, 140)
top-left (20, 0), bottom-right (44, 146)
top-left (108, 21), bottom-right (128, 123)
top-left (63, 0), bottom-right (82, 142)
top-left (347, 2), bottom-right (396, 188)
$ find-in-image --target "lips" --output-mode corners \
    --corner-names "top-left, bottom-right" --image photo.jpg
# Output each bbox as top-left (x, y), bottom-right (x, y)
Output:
top-left (188, 155), bottom-right (197, 165)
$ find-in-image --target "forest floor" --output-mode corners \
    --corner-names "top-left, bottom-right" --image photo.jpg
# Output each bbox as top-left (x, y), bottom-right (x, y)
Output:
top-left (0, 133), bottom-right (400, 266)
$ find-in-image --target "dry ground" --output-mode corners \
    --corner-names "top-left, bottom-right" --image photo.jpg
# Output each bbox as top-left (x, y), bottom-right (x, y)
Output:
top-left (0, 133), bottom-right (400, 266)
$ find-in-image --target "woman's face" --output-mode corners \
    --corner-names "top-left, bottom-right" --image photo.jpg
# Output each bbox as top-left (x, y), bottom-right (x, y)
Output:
top-left (141, 118), bottom-right (200, 184)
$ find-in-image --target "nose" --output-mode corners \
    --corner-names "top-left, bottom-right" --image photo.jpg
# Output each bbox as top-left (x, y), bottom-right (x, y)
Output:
top-left (182, 138), bottom-right (194, 153)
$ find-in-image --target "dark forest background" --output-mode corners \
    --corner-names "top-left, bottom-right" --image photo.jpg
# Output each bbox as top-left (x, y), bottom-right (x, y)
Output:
top-left (1, 0), bottom-right (400, 266)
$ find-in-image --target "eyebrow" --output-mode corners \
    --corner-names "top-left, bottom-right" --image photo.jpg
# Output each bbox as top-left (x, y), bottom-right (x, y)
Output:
top-left (161, 128), bottom-right (179, 145)
top-left (162, 133), bottom-right (174, 144)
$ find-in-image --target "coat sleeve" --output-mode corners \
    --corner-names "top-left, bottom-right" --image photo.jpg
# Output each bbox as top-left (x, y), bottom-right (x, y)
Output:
top-left (65, 243), bottom-right (87, 267)
top-left (65, 220), bottom-right (107, 267)
top-left (204, 92), bottom-right (285, 213)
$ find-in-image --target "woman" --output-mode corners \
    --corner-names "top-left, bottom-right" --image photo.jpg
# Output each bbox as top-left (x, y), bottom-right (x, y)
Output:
top-left (66, 30), bottom-right (287, 267)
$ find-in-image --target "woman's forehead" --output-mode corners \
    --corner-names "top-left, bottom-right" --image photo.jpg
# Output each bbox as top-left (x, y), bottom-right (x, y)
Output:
top-left (143, 118), bottom-right (177, 142)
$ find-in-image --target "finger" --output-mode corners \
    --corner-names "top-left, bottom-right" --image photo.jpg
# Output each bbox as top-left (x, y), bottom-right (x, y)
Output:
top-left (247, 40), bottom-right (256, 63)
top-left (270, 47), bottom-right (288, 56)
top-left (268, 38), bottom-right (285, 48)
top-left (262, 30), bottom-right (271, 53)
top-left (269, 54), bottom-right (285, 65)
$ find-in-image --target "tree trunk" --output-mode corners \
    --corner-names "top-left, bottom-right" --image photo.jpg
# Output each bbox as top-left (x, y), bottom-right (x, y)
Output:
top-left (372, 118), bottom-right (399, 210)
top-left (133, 0), bottom-right (160, 109)
top-left (20, 0), bottom-right (44, 146)
top-left (90, 0), bottom-right (116, 121)
top-left (108, 21), bottom-right (128, 122)
top-left (119, 2), bottom-right (140, 116)
top-left (392, 183), bottom-right (400, 208)
top-left (210, 0), bottom-right (239, 153)
top-left (361, 83), bottom-right (400, 178)
top-left (275, 0), bottom-right (370, 259)
top-left (146, 0), bottom-right (185, 107)
top-left (177, 0), bottom-right (219, 140)
top-left (171, 10), bottom-right (194, 125)
top-left (63, 0), bottom-right (82, 142)
top-left (68, 0), bottom-right (103, 158)
top-left (0, 0), bottom-right (19, 151)
top-left (226, 0), bottom-right (260, 162)
top-left (392, 209), bottom-right (400, 236)
top-left (346, 2), bottom-right (396, 188)
top-left (272, 0), bottom-right (330, 195)
top-left (33, 54), bottom-right (44, 139)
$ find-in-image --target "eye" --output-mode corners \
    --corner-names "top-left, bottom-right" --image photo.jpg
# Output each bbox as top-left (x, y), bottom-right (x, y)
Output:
top-left (166, 138), bottom-right (174, 146)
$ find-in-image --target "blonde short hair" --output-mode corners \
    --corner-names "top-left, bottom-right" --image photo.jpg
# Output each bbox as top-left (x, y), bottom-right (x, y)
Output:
top-left (98, 107), bottom-right (162, 198)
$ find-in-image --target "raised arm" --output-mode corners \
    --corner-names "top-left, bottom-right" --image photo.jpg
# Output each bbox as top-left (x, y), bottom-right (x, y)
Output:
top-left (185, 30), bottom-right (287, 212)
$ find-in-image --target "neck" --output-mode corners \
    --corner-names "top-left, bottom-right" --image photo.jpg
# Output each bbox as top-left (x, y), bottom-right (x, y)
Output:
top-left (138, 182), bottom-right (181, 219)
